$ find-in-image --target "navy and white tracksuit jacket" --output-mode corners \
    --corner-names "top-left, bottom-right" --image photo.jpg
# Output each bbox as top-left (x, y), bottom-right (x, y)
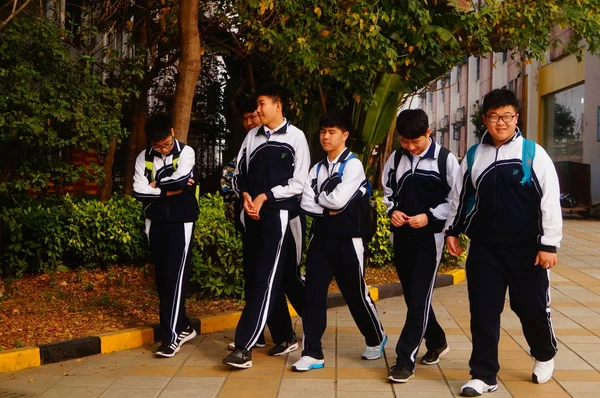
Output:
top-left (445, 131), bottom-right (562, 385)
top-left (300, 148), bottom-right (385, 359)
top-left (231, 119), bottom-right (309, 349)
top-left (382, 139), bottom-right (460, 369)
top-left (133, 139), bottom-right (198, 345)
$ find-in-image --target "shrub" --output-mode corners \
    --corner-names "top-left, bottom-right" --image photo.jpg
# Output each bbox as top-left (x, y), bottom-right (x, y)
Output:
top-left (0, 195), bottom-right (148, 277)
top-left (190, 194), bottom-right (245, 298)
top-left (367, 194), bottom-right (394, 268)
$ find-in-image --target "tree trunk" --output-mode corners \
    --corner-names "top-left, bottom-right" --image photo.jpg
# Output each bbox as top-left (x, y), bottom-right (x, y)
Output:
top-left (171, 0), bottom-right (201, 143)
top-left (123, 96), bottom-right (148, 195)
top-left (99, 138), bottom-right (117, 202)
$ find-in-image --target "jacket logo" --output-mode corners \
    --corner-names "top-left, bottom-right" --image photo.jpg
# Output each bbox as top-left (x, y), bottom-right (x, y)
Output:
top-left (281, 153), bottom-right (287, 159)
top-left (513, 169), bottom-right (520, 175)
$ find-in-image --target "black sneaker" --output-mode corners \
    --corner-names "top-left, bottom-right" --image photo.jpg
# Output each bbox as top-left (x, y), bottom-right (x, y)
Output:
top-left (223, 348), bottom-right (252, 369)
top-left (267, 335), bottom-right (299, 356)
top-left (388, 364), bottom-right (414, 383)
top-left (421, 343), bottom-right (450, 365)
top-left (177, 325), bottom-right (197, 347)
top-left (155, 341), bottom-right (180, 358)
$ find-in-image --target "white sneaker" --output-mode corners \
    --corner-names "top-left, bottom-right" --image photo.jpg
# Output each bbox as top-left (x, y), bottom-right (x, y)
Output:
top-left (532, 358), bottom-right (554, 384)
top-left (292, 356), bottom-right (325, 372)
top-left (460, 379), bottom-right (498, 397)
top-left (361, 334), bottom-right (387, 360)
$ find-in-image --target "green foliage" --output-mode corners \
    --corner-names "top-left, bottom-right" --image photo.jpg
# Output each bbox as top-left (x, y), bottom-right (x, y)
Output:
top-left (190, 194), bottom-right (245, 299)
top-left (0, 16), bottom-right (127, 197)
top-left (0, 195), bottom-right (148, 277)
top-left (367, 194), bottom-right (394, 268)
top-left (471, 105), bottom-right (486, 139)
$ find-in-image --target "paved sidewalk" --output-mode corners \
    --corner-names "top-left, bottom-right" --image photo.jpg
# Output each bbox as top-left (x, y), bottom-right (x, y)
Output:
top-left (1, 219), bottom-right (600, 397)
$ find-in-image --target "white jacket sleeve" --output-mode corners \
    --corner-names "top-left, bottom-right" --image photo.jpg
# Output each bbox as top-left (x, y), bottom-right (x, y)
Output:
top-left (444, 158), bottom-right (470, 234)
top-left (381, 151), bottom-right (396, 215)
top-left (533, 145), bottom-right (563, 249)
top-left (317, 159), bottom-right (366, 211)
top-left (268, 133), bottom-right (311, 201)
top-left (430, 152), bottom-right (461, 221)
top-left (301, 164), bottom-right (324, 216)
top-left (157, 145), bottom-right (195, 191)
top-left (133, 151), bottom-right (161, 198)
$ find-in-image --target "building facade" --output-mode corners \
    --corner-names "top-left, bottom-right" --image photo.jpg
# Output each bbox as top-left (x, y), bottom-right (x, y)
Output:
top-left (416, 30), bottom-right (600, 205)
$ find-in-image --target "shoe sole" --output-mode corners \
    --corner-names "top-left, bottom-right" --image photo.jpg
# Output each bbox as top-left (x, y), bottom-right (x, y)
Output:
top-left (269, 342), bottom-right (299, 356)
top-left (388, 373), bottom-right (414, 383)
top-left (532, 372), bottom-right (553, 384)
top-left (292, 363), bottom-right (325, 372)
top-left (155, 346), bottom-right (180, 358)
top-left (362, 335), bottom-right (388, 360)
top-left (460, 385), bottom-right (498, 397)
top-left (178, 329), bottom-right (197, 346)
top-left (225, 360), bottom-right (253, 369)
top-left (421, 345), bottom-right (450, 365)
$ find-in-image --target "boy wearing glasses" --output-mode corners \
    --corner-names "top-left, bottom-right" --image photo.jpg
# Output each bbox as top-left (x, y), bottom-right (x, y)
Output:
top-left (133, 114), bottom-right (199, 358)
top-left (445, 89), bottom-right (562, 396)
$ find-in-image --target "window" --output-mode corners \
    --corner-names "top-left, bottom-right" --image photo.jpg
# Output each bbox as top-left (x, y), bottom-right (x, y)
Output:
top-left (476, 56), bottom-right (481, 81)
top-left (543, 84), bottom-right (585, 162)
top-left (508, 80), bottom-right (514, 92)
top-left (502, 51), bottom-right (508, 63)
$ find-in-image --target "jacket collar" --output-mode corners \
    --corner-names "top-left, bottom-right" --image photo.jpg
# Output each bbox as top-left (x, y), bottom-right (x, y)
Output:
top-left (256, 119), bottom-right (290, 137)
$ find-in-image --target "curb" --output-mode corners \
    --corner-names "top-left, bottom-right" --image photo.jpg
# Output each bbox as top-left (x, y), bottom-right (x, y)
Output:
top-left (0, 268), bottom-right (466, 373)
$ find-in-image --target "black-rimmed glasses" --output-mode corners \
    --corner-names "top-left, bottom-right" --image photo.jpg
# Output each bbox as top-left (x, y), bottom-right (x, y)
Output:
top-left (485, 114), bottom-right (517, 123)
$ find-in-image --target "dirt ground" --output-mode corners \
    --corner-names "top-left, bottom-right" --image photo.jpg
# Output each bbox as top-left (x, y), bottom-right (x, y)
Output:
top-left (0, 264), bottom-right (400, 351)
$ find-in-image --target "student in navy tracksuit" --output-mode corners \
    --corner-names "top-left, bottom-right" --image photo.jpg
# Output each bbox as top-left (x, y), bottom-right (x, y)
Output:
top-left (292, 110), bottom-right (386, 372)
top-left (223, 84), bottom-right (308, 369)
top-left (382, 109), bottom-right (460, 382)
top-left (446, 89), bottom-right (562, 397)
top-left (133, 114), bottom-right (199, 358)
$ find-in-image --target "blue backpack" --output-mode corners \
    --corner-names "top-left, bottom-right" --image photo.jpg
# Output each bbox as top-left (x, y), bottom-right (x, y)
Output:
top-left (465, 138), bottom-right (536, 213)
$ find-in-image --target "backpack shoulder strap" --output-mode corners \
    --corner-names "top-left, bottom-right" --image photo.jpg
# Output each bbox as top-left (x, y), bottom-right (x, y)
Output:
top-left (466, 143), bottom-right (480, 176)
top-left (393, 149), bottom-right (403, 172)
top-left (144, 150), bottom-right (154, 182)
top-left (519, 138), bottom-right (536, 186)
top-left (338, 153), bottom-right (358, 179)
top-left (437, 145), bottom-right (450, 189)
top-left (338, 153), bottom-right (373, 196)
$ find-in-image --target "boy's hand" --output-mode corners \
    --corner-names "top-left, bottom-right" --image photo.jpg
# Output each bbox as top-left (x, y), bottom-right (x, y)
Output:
top-left (242, 192), bottom-right (255, 216)
top-left (407, 213), bottom-right (428, 229)
top-left (391, 211), bottom-right (409, 227)
top-left (535, 251), bottom-right (558, 269)
top-left (149, 181), bottom-right (157, 188)
top-left (446, 236), bottom-right (465, 256)
top-left (249, 193), bottom-right (267, 220)
top-left (187, 178), bottom-right (195, 186)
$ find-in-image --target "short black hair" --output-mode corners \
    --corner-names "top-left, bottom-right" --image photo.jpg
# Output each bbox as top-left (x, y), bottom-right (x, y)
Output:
top-left (396, 109), bottom-right (429, 139)
top-left (256, 84), bottom-right (287, 111)
top-left (240, 96), bottom-right (257, 115)
top-left (482, 88), bottom-right (520, 115)
top-left (145, 114), bottom-right (172, 144)
top-left (319, 109), bottom-right (352, 134)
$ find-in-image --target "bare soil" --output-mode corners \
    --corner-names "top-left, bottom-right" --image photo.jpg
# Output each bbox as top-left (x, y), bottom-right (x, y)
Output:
top-left (0, 264), bottom-right (400, 351)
